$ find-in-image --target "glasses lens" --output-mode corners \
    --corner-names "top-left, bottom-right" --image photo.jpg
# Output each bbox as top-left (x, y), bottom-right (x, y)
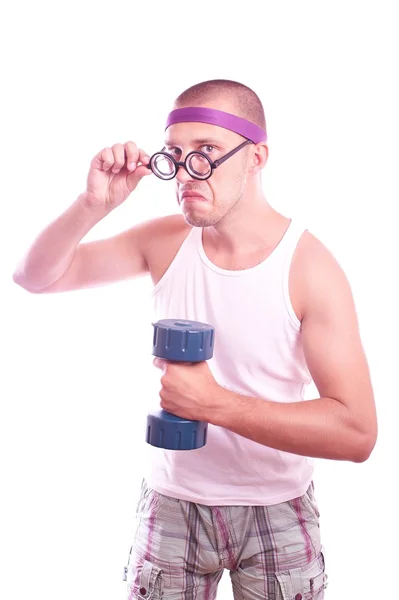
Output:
top-left (151, 153), bottom-right (176, 179)
top-left (187, 153), bottom-right (212, 179)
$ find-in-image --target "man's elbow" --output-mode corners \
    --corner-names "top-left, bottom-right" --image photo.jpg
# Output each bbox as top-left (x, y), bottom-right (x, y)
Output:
top-left (351, 429), bottom-right (378, 463)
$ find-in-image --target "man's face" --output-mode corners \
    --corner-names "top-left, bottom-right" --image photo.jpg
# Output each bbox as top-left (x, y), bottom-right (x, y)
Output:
top-left (164, 120), bottom-right (251, 228)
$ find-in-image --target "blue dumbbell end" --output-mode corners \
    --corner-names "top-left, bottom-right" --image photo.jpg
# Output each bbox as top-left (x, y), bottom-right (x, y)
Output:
top-left (152, 319), bottom-right (214, 362)
top-left (146, 409), bottom-right (208, 450)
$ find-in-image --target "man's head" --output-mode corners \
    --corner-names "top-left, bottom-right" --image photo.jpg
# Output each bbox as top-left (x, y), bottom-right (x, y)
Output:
top-left (162, 79), bottom-right (268, 228)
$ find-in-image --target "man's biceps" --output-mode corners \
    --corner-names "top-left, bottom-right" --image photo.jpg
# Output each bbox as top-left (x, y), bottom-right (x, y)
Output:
top-left (302, 318), bottom-right (365, 395)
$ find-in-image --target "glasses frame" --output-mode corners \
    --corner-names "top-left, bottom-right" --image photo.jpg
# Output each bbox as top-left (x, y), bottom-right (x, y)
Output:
top-left (147, 139), bottom-right (253, 181)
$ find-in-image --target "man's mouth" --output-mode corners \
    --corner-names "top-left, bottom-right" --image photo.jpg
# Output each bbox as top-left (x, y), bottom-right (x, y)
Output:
top-left (180, 191), bottom-right (207, 202)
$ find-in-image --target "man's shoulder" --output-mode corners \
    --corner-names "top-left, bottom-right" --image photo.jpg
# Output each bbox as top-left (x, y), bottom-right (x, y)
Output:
top-left (296, 229), bottom-right (344, 272)
top-left (138, 214), bottom-right (193, 282)
top-left (140, 213), bottom-right (191, 239)
top-left (292, 228), bottom-right (353, 318)
top-left (124, 213), bottom-right (191, 254)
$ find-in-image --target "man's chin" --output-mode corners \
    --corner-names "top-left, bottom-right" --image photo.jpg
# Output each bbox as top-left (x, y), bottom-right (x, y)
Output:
top-left (183, 212), bottom-right (214, 228)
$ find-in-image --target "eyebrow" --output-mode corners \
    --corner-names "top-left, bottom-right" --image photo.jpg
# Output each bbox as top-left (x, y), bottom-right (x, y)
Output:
top-left (164, 138), bottom-right (223, 147)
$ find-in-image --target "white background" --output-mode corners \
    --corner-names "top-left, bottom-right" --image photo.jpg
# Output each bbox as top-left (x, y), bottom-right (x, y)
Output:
top-left (1, 1), bottom-right (398, 599)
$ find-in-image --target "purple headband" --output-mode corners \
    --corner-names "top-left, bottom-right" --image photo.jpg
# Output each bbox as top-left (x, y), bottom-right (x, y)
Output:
top-left (165, 107), bottom-right (267, 143)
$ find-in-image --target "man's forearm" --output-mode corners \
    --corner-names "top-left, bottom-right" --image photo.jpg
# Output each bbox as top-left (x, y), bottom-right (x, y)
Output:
top-left (210, 387), bottom-right (373, 463)
top-left (13, 194), bottom-right (109, 291)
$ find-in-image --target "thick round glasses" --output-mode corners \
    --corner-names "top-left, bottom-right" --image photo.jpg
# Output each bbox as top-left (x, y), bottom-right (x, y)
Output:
top-left (148, 139), bottom-right (252, 181)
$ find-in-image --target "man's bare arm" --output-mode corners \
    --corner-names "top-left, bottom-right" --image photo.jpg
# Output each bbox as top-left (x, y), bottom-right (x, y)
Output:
top-left (13, 197), bottom-right (152, 293)
top-left (210, 235), bottom-right (377, 462)
top-left (13, 141), bottom-right (152, 293)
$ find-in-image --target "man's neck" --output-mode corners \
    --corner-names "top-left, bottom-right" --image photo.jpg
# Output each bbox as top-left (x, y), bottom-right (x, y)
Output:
top-left (205, 198), bottom-right (288, 255)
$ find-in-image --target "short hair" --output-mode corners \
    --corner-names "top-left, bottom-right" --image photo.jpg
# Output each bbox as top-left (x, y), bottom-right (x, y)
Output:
top-left (174, 79), bottom-right (267, 133)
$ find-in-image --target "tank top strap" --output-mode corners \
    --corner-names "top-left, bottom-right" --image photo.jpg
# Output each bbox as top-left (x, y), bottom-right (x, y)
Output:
top-left (278, 219), bottom-right (308, 260)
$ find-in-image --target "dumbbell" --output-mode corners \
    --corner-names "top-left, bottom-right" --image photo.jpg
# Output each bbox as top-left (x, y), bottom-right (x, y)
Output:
top-left (146, 319), bottom-right (215, 451)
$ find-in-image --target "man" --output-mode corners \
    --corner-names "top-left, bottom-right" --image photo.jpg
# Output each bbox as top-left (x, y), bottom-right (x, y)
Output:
top-left (13, 79), bottom-right (377, 599)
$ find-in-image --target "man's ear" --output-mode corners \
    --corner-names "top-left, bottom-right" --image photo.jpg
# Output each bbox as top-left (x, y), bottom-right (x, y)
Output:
top-left (252, 143), bottom-right (268, 171)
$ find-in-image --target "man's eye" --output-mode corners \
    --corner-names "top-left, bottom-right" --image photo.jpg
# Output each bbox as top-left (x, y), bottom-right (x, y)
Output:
top-left (200, 145), bottom-right (215, 154)
top-left (167, 148), bottom-right (181, 157)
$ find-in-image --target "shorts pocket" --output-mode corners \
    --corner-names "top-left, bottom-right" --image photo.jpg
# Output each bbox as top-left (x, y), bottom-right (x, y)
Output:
top-left (276, 550), bottom-right (328, 599)
top-left (126, 552), bottom-right (163, 600)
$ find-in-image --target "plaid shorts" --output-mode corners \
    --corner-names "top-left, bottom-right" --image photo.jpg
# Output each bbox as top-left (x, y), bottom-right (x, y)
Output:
top-left (124, 479), bottom-right (328, 599)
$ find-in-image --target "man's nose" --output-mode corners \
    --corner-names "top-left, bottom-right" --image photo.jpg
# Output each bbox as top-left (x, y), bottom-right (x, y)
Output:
top-left (175, 162), bottom-right (195, 184)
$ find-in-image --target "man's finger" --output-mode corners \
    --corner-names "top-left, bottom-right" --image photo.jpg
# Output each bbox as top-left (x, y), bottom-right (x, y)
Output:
top-left (153, 357), bottom-right (166, 370)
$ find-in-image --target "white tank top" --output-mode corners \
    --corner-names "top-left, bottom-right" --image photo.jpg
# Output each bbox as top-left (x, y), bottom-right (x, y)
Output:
top-left (145, 218), bottom-right (315, 506)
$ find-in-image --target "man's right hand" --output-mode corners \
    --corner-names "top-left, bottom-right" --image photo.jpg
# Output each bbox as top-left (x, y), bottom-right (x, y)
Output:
top-left (84, 142), bottom-right (152, 211)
